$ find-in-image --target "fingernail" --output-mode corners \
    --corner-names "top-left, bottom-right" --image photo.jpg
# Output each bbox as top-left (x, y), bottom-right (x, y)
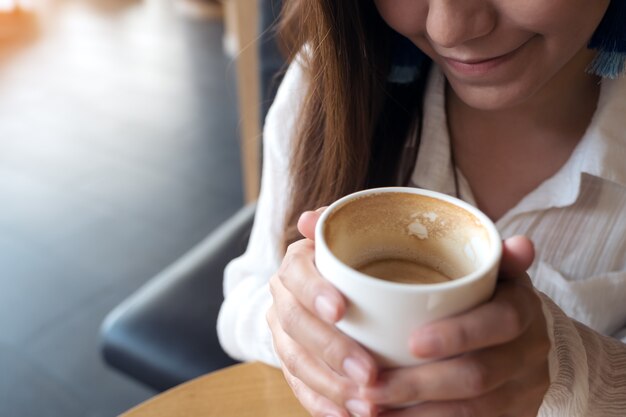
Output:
top-left (345, 398), bottom-right (370, 417)
top-left (343, 357), bottom-right (370, 385)
top-left (315, 295), bottom-right (338, 322)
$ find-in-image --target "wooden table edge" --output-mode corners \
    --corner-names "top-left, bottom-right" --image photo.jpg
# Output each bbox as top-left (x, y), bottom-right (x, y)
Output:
top-left (119, 362), bottom-right (309, 417)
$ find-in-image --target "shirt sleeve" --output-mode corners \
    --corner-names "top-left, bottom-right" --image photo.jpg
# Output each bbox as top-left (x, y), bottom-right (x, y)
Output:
top-left (217, 58), bottom-right (308, 367)
top-left (538, 293), bottom-right (626, 416)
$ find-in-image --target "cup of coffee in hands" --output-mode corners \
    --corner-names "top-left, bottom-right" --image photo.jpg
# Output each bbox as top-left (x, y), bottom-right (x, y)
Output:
top-left (315, 187), bottom-right (502, 367)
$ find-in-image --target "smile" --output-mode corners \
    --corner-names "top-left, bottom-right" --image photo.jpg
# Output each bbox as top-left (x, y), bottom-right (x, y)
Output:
top-left (441, 39), bottom-right (531, 77)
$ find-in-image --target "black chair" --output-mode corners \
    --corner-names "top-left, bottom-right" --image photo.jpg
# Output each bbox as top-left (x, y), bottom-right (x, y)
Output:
top-left (100, 204), bottom-right (255, 392)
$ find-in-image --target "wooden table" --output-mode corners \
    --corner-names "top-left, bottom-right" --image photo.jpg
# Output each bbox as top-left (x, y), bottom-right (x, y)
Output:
top-left (120, 362), bottom-right (310, 417)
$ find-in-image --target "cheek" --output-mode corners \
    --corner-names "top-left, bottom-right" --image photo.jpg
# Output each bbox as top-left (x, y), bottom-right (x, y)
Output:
top-left (502, 0), bottom-right (610, 42)
top-left (374, 0), bottom-right (428, 39)
top-left (511, 0), bottom-right (610, 74)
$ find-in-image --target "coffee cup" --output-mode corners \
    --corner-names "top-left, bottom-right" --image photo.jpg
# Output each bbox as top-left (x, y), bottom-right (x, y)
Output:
top-left (315, 187), bottom-right (502, 367)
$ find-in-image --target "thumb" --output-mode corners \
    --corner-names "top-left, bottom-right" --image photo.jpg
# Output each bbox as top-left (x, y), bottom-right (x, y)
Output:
top-left (296, 207), bottom-right (327, 240)
top-left (500, 235), bottom-right (535, 279)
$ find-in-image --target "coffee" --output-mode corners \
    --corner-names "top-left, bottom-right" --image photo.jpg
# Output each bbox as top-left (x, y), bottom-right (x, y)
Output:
top-left (323, 192), bottom-right (486, 285)
top-left (356, 257), bottom-right (451, 284)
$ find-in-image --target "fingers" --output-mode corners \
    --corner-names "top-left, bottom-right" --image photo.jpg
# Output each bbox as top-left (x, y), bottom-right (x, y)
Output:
top-left (282, 370), bottom-right (351, 417)
top-left (267, 307), bottom-right (360, 417)
top-left (297, 207), bottom-right (328, 240)
top-left (376, 363), bottom-right (548, 417)
top-left (500, 235), bottom-right (535, 279)
top-left (279, 238), bottom-right (345, 323)
top-left (270, 267), bottom-right (377, 386)
top-left (365, 334), bottom-right (541, 405)
top-left (269, 234), bottom-right (379, 416)
top-left (409, 280), bottom-right (539, 359)
top-left (365, 278), bottom-right (550, 410)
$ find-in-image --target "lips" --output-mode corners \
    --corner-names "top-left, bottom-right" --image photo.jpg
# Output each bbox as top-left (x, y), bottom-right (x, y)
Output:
top-left (443, 54), bottom-right (511, 75)
top-left (440, 40), bottom-right (530, 77)
top-left (446, 54), bottom-right (507, 65)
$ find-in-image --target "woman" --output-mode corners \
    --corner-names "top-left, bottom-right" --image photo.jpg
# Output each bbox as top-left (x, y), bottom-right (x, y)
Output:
top-left (218, 1), bottom-right (626, 416)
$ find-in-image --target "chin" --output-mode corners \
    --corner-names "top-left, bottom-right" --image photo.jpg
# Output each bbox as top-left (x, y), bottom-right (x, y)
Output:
top-left (449, 81), bottom-right (536, 111)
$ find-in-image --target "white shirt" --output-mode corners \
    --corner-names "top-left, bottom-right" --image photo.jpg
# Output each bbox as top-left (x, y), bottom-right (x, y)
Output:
top-left (217, 60), bottom-right (626, 416)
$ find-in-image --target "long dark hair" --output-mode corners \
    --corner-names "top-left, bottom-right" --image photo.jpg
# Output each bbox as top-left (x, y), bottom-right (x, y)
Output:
top-left (278, 0), bottom-right (430, 249)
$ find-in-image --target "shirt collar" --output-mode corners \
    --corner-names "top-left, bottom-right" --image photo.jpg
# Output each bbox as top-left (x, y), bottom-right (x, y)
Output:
top-left (577, 76), bottom-right (626, 188)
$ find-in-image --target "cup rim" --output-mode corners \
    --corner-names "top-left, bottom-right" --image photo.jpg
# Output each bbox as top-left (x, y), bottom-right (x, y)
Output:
top-left (315, 187), bottom-right (503, 291)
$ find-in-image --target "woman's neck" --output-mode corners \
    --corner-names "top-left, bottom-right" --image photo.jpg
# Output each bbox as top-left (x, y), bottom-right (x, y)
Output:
top-left (445, 49), bottom-right (601, 221)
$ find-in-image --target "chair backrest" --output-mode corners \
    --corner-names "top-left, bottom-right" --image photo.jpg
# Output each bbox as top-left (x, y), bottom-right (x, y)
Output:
top-left (100, 204), bottom-right (256, 391)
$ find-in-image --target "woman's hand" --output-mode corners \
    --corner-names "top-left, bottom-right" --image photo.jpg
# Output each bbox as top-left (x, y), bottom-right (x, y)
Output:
top-left (266, 208), bottom-right (379, 417)
top-left (363, 236), bottom-right (552, 417)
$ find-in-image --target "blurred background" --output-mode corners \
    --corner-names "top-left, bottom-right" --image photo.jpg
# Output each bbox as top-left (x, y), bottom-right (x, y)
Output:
top-left (0, 0), bottom-right (269, 415)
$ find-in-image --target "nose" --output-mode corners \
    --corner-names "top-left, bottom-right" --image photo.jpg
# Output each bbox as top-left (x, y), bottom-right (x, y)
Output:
top-left (426, 0), bottom-right (496, 48)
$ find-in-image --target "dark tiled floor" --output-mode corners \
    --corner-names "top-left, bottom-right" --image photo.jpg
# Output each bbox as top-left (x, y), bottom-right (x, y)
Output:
top-left (0, 1), bottom-right (243, 416)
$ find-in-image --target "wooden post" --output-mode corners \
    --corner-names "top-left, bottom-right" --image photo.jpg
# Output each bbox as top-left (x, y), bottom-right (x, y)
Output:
top-left (223, 0), bottom-right (261, 203)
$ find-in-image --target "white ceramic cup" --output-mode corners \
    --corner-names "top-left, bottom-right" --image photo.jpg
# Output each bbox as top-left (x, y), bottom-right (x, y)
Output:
top-left (315, 187), bottom-right (502, 367)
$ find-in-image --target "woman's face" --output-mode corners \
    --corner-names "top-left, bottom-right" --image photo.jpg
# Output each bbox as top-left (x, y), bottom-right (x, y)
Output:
top-left (374, 0), bottom-right (610, 110)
